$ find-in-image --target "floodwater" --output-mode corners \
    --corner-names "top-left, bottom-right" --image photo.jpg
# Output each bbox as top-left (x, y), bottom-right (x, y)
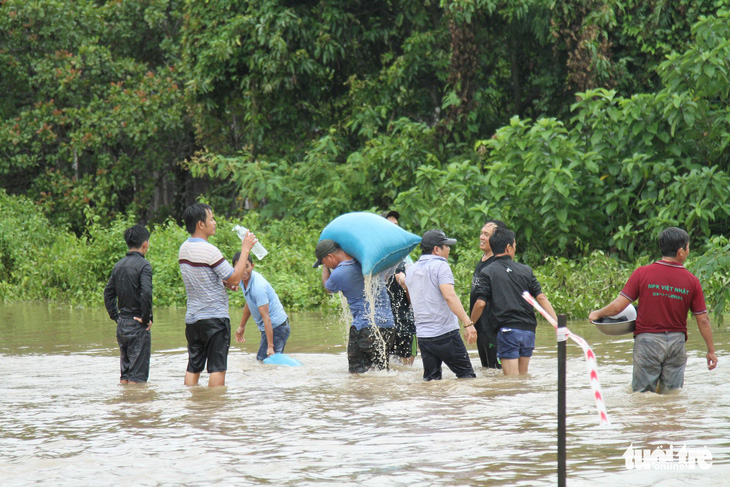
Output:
top-left (0, 302), bottom-right (728, 486)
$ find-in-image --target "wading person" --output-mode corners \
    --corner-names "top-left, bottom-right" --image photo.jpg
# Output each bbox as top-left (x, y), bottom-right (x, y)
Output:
top-left (381, 209), bottom-right (416, 365)
top-left (469, 219), bottom-right (506, 369)
top-left (589, 227), bottom-right (718, 393)
top-left (103, 225), bottom-right (153, 384)
top-left (403, 230), bottom-right (477, 381)
top-left (232, 253), bottom-right (291, 361)
top-left (178, 203), bottom-right (256, 387)
top-left (314, 239), bottom-right (395, 373)
top-left (472, 228), bottom-right (557, 376)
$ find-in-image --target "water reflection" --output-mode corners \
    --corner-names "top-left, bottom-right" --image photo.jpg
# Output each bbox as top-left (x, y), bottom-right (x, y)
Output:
top-left (0, 302), bottom-right (728, 486)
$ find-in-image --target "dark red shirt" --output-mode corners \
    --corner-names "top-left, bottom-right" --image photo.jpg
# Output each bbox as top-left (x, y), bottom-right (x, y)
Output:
top-left (620, 260), bottom-right (707, 337)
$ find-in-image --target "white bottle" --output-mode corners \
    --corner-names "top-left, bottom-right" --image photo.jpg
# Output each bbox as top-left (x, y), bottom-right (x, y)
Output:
top-left (232, 225), bottom-right (268, 260)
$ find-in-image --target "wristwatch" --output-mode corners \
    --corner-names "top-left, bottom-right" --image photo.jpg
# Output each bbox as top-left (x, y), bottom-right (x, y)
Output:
top-left (464, 321), bottom-right (474, 328)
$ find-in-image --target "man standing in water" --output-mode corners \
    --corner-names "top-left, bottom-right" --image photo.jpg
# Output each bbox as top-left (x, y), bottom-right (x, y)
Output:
top-left (104, 225), bottom-right (153, 384)
top-left (472, 228), bottom-right (557, 376)
top-left (178, 203), bottom-right (256, 387)
top-left (314, 239), bottom-right (395, 373)
top-left (381, 210), bottom-right (417, 365)
top-left (403, 230), bottom-right (477, 380)
top-left (589, 227), bottom-right (718, 393)
top-left (469, 219), bottom-right (506, 369)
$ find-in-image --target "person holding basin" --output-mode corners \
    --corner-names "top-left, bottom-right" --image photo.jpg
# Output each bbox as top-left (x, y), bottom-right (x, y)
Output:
top-left (589, 227), bottom-right (717, 393)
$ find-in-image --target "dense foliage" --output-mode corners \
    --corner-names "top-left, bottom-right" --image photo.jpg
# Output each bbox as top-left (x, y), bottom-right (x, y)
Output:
top-left (1, 1), bottom-right (729, 319)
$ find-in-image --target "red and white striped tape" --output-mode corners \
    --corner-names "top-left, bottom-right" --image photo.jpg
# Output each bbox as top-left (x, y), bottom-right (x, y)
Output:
top-left (522, 292), bottom-right (610, 426)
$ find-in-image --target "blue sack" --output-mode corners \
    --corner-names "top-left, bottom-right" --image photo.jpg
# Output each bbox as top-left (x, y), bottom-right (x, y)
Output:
top-left (319, 212), bottom-right (421, 275)
top-left (263, 353), bottom-right (302, 367)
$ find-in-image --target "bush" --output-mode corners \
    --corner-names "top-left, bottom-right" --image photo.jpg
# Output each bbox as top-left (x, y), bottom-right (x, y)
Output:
top-left (1, 191), bottom-right (728, 323)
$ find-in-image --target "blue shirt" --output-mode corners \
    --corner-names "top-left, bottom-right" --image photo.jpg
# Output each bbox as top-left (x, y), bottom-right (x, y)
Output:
top-left (242, 271), bottom-right (288, 331)
top-left (405, 254), bottom-right (458, 338)
top-left (325, 260), bottom-right (395, 330)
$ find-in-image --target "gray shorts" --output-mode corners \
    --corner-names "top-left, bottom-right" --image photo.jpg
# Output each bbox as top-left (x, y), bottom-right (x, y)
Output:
top-left (632, 332), bottom-right (686, 393)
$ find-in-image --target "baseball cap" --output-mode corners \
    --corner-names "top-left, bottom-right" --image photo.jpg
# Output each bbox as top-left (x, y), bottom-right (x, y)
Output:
top-left (422, 229), bottom-right (457, 247)
top-left (313, 239), bottom-right (340, 268)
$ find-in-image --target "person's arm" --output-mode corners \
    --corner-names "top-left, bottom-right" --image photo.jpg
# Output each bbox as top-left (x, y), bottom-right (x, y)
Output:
top-left (695, 313), bottom-right (718, 370)
top-left (321, 266), bottom-right (333, 293)
top-left (588, 295), bottom-right (631, 322)
top-left (470, 299), bottom-right (486, 324)
top-left (138, 262), bottom-right (153, 331)
top-left (235, 304), bottom-right (252, 343)
top-left (259, 304), bottom-right (275, 357)
top-left (439, 283), bottom-right (477, 344)
top-left (103, 273), bottom-right (118, 322)
top-left (224, 232), bottom-right (257, 287)
top-left (535, 293), bottom-right (558, 323)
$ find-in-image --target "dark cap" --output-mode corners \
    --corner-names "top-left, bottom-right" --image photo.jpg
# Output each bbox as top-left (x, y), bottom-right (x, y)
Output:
top-left (422, 229), bottom-right (457, 247)
top-left (313, 239), bottom-right (340, 268)
top-left (380, 210), bottom-right (400, 220)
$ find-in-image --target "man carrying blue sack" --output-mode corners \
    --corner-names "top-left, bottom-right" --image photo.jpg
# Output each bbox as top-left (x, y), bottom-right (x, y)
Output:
top-left (233, 252), bottom-right (291, 361)
top-left (315, 239), bottom-right (395, 373)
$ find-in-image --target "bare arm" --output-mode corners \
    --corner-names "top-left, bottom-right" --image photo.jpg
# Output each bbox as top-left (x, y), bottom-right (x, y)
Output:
top-left (224, 232), bottom-right (257, 286)
top-left (470, 299), bottom-right (486, 324)
top-left (397, 273), bottom-right (411, 303)
top-left (235, 303), bottom-right (252, 343)
top-left (439, 283), bottom-right (477, 343)
top-left (695, 313), bottom-right (718, 370)
top-left (535, 294), bottom-right (558, 323)
top-left (588, 295), bottom-right (631, 322)
top-left (259, 303), bottom-right (275, 357)
top-left (321, 266), bottom-right (332, 292)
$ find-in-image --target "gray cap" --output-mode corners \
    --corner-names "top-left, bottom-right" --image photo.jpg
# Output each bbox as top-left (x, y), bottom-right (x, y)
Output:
top-left (422, 229), bottom-right (457, 247)
top-left (313, 239), bottom-right (340, 268)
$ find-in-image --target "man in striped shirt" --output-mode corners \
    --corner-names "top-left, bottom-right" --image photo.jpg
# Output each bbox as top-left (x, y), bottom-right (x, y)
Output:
top-left (179, 203), bottom-right (256, 387)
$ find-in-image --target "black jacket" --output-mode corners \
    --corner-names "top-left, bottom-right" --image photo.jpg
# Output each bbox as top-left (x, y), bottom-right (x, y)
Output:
top-left (475, 255), bottom-right (541, 332)
top-left (104, 251), bottom-right (153, 324)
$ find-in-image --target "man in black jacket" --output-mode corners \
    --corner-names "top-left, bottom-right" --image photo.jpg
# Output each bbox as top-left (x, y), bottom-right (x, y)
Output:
top-left (471, 228), bottom-right (557, 375)
top-left (104, 225), bottom-right (153, 383)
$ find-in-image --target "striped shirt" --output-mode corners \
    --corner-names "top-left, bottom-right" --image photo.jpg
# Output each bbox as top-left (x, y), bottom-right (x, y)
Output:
top-left (179, 238), bottom-right (234, 323)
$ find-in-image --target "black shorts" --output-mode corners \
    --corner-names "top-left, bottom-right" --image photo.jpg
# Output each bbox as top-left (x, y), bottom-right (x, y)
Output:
top-left (390, 324), bottom-right (416, 358)
top-left (116, 318), bottom-right (151, 382)
top-left (347, 326), bottom-right (394, 373)
top-left (185, 318), bottom-right (230, 374)
top-left (475, 321), bottom-right (501, 369)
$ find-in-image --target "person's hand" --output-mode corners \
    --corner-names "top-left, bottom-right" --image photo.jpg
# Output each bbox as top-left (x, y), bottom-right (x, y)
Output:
top-left (225, 281), bottom-right (239, 291)
top-left (464, 325), bottom-right (477, 344)
top-left (134, 317), bottom-right (152, 331)
top-left (267, 345), bottom-right (275, 357)
top-left (235, 326), bottom-right (246, 343)
top-left (588, 310), bottom-right (600, 321)
top-left (241, 230), bottom-right (257, 252)
top-left (707, 352), bottom-right (718, 370)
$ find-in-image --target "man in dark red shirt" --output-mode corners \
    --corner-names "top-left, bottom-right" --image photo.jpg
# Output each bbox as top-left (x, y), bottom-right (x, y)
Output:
top-left (589, 227), bottom-right (718, 392)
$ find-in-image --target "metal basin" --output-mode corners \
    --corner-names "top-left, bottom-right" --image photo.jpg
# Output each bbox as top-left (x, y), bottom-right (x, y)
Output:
top-left (592, 319), bottom-right (636, 336)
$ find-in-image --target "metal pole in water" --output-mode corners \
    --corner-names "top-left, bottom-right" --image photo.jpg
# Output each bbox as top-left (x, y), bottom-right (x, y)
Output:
top-left (557, 314), bottom-right (567, 487)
